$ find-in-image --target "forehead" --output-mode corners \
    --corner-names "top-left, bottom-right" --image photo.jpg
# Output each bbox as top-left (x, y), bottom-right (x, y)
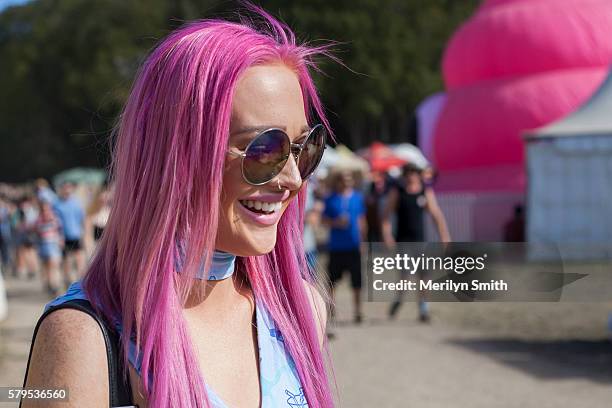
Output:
top-left (230, 64), bottom-right (307, 134)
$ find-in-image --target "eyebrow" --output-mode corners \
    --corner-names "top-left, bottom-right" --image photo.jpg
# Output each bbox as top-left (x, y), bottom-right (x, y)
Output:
top-left (231, 125), bottom-right (311, 136)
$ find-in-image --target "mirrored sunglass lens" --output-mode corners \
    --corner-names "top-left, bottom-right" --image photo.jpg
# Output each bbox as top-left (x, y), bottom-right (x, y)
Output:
top-left (298, 125), bottom-right (326, 180)
top-left (243, 129), bottom-right (289, 184)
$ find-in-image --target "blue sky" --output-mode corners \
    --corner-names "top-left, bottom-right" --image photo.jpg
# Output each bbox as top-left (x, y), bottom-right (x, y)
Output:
top-left (0, 0), bottom-right (31, 12)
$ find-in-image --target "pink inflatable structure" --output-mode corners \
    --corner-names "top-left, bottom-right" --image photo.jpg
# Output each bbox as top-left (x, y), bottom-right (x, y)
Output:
top-left (431, 0), bottom-right (612, 192)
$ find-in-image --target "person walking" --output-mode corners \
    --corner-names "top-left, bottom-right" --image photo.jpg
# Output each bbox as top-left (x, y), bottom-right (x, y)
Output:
top-left (304, 180), bottom-right (323, 277)
top-left (0, 198), bottom-right (15, 276)
top-left (323, 170), bottom-right (367, 325)
top-left (53, 182), bottom-right (85, 286)
top-left (87, 184), bottom-right (113, 243)
top-left (35, 178), bottom-right (57, 206)
top-left (35, 200), bottom-right (63, 296)
top-left (14, 196), bottom-right (39, 280)
top-left (383, 163), bottom-right (450, 322)
top-left (365, 170), bottom-right (393, 243)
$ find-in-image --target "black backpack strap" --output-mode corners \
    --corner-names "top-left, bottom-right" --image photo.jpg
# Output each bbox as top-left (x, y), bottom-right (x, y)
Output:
top-left (21, 299), bottom-right (135, 407)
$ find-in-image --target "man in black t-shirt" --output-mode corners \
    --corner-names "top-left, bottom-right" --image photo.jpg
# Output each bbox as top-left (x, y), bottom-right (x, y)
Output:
top-left (381, 163), bottom-right (451, 322)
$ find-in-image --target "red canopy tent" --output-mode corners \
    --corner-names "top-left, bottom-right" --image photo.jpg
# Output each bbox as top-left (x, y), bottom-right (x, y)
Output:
top-left (357, 142), bottom-right (406, 172)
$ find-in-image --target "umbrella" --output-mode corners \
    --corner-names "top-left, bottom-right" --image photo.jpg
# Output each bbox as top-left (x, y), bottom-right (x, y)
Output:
top-left (331, 144), bottom-right (369, 172)
top-left (357, 141), bottom-right (407, 172)
top-left (388, 143), bottom-right (430, 170)
top-left (315, 144), bottom-right (369, 178)
top-left (53, 167), bottom-right (107, 188)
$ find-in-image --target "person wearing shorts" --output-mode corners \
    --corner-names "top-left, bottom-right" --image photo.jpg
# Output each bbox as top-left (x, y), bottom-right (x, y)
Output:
top-left (328, 248), bottom-right (362, 289)
top-left (323, 170), bottom-right (367, 325)
top-left (62, 238), bottom-right (82, 255)
top-left (15, 197), bottom-right (39, 279)
top-left (36, 201), bottom-right (63, 296)
top-left (53, 182), bottom-right (85, 285)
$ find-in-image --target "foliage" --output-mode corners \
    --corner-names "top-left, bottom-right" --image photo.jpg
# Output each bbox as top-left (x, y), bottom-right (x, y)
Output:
top-left (0, 0), bottom-right (478, 182)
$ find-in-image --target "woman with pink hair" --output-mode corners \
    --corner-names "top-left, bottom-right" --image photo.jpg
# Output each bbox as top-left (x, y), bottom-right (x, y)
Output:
top-left (22, 7), bottom-right (335, 408)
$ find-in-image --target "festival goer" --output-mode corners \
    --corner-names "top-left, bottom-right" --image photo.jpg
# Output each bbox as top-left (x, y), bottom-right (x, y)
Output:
top-left (35, 178), bottom-right (57, 206)
top-left (53, 182), bottom-right (85, 284)
top-left (14, 196), bottom-right (39, 280)
top-left (504, 204), bottom-right (525, 242)
top-left (383, 163), bottom-right (450, 322)
top-left (365, 170), bottom-right (393, 242)
top-left (23, 8), bottom-right (335, 408)
top-left (86, 184), bottom-right (113, 243)
top-left (0, 198), bottom-right (15, 275)
top-left (323, 170), bottom-right (367, 325)
top-left (35, 200), bottom-right (63, 296)
top-left (304, 179), bottom-right (323, 276)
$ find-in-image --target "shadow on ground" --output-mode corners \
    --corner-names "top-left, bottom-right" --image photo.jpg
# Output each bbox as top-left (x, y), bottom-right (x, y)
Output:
top-left (448, 337), bottom-right (612, 384)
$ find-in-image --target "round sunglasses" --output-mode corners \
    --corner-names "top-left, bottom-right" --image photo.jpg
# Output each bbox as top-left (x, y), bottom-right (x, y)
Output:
top-left (227, 124), bottom-right (327, 185)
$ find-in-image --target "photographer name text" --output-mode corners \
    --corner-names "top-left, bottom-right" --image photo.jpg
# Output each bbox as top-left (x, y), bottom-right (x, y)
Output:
top-left (372, 279), bottom-right (508, 292)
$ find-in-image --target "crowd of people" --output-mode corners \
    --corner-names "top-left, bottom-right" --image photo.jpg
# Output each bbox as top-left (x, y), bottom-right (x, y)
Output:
top-left (0, 179), bottom-right (112, 297)
top-left (306, 163), bottom-right (451, 334)
top-left (0, 162), bottom-right (448, 327)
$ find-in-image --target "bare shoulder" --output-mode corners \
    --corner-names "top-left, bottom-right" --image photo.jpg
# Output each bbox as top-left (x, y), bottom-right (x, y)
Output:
top-left (22, 309), bottom-right (108, 408)
top-left (302, 279), bottom-right (328, 347)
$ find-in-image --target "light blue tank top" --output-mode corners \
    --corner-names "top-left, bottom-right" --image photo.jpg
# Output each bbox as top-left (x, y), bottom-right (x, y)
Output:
top-left (44, 280), bottom-right (308, 407)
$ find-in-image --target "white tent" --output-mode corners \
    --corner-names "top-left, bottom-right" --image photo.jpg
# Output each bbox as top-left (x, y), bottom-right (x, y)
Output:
top-left (524, 70), bottom-right (612, 260)
top-left (388, 143), bottom-right (431, 170)
top-left (314, 144), bottom-right (369, 180)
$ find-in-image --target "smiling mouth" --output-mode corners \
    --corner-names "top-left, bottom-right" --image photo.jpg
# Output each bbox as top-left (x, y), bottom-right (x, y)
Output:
top-left (239, 199), bottom-right (283, 215)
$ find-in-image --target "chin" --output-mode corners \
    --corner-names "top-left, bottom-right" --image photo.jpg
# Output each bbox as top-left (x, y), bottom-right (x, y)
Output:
top-left (220, 228), bottom-right (278, 257)
top-left (242, 231), bottom-right (278, 256)
top-left (249, 242), bottom-right (276, 256)
top-left (229, 241), bottom-right (276, 257)
top-left (217, 203), bottom-right (289, 256)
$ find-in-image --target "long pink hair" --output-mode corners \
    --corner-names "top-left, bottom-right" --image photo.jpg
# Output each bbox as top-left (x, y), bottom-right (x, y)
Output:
top-left (82, 7), bottom-right (336, 408)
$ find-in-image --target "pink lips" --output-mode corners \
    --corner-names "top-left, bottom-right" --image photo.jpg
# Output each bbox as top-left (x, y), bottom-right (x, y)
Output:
top-left (236, 190), bottom-right (290, 226)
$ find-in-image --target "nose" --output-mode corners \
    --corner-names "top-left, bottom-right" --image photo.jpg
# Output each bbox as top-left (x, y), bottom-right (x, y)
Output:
top-left (274, 153), bottom-right (302, 191)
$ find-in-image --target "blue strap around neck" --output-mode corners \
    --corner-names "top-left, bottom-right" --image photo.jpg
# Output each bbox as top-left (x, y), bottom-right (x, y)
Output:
top-left (206, 250), bottom-right (236, 280)
top-left (175, 244), bottom-right (236, 281)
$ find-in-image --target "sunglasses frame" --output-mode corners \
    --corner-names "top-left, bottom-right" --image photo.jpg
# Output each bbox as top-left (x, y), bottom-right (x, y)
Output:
top-left (227, 123), bottom-right (327, 186)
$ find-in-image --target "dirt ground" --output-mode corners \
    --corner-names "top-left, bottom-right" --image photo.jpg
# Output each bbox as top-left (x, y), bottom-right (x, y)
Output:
top-left (327, 260), bottom-right (612, 408)
top-left (1, 260), bottom-right (612, 408)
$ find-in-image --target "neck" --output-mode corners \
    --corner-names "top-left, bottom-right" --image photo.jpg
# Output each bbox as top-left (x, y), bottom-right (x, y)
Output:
top-left (175, 246), bottom-right (236, 280)
top-left (184, 267), bottom-right (251, 310)
top-left (180, 248), bottom-right (251, 312)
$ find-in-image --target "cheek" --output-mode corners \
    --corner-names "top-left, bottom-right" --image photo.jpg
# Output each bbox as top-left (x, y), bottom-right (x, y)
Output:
top-left (217, 161), bottom-right (270, 254)
top-left (215, 159), bottom-right (302, 255)
top-left (219, 162), bottom-right (245, 223)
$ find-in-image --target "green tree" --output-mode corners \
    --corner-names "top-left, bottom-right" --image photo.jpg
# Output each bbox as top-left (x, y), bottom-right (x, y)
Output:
top-left (0, 0), bottom-right (173, 181)
top-left (0, 0), bottom-right (477, 182)
top-left (261, 0), bottom-right (478, 146)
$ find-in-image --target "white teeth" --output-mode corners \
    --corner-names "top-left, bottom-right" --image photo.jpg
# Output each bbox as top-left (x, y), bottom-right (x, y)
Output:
top-left (240, 200), bottom-right (283, 213)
